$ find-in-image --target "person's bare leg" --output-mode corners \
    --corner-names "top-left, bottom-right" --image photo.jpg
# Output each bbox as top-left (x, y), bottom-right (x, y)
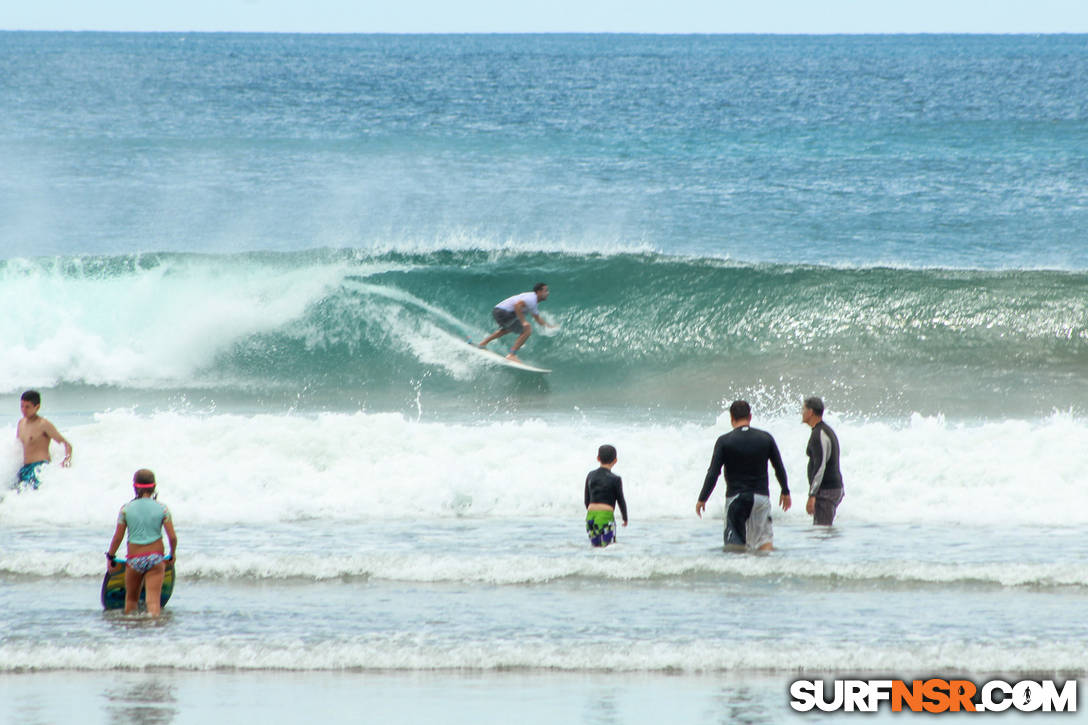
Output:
top-left (478, 328), bottom-right (509, 348)
top-left (123, 567), bottom-right (143, 614)
top-left (506, 327), bottom-right (532, 361)
top-left (143, 563), bottom-right (166, 617)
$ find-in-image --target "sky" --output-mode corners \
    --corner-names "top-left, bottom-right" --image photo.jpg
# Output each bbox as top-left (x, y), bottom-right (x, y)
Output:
top-left (4, 0), bottom-right (1088, 34)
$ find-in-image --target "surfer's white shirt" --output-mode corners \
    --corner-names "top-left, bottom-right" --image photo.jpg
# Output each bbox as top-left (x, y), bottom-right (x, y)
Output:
top-left (495, 292), bottom-right (540, 316)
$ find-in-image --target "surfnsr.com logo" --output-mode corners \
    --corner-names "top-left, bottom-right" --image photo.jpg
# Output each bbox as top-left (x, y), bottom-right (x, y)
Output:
top-left (790, 679), bottom-right (1078, 713)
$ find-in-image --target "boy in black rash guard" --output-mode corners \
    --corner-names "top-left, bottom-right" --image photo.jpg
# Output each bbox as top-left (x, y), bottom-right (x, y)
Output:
top-left (584, 444), bottom-right (628, 547)
top-left (695, 401), bottom-right (791, 551)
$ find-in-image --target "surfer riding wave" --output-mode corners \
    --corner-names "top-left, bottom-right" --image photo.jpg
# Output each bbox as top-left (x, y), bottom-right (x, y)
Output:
top-left (477, 283), bottom-right (554, 363)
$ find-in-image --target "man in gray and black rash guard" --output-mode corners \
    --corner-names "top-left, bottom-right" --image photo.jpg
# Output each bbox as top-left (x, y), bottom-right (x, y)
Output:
top-left (696, 400), bottom-right (791, 551)
top-left (802, 396), bottom-right (844, 526)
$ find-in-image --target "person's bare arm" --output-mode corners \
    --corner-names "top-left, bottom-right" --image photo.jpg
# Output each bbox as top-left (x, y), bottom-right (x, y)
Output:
top-left (106, 521), bottom-right (126, 561)
top-left (44, 421), bottom-right (72, 467)
top-left (163, 519), bottom-right (178, 560)
top-left (513, 299), bottom-right (529, 325)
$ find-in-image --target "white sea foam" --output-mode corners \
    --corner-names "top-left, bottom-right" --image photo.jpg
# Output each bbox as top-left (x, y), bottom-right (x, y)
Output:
top-left (1, 640), bottom-right (1084, 674)
top-left (354, 231), bottom-right (661, 258)
top-left (346, 281), bottom-right (486, 380)
top-left (0, 257), bottom-right (394, 391)
top-left (3, 549), bottom-right (1086, 589)
top-left (0, 409), bottom-right (1086, 528)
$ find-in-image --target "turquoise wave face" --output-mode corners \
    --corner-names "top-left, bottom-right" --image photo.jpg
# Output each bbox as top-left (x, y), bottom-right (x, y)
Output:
top-left (2, 249), bottom-right (1085, 419)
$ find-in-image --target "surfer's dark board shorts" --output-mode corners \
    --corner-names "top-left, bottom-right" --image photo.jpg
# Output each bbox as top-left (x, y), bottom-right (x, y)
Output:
top-left (724, 493), bottom-right (773, 549)
top-left (813, 486), bottom-right (844, 526)
top-left (14, 461), bottom-right (46, 491)
top-left (586, 510), bottom-right (617, 548)
top-left (492, 307), bottom-right (525, 334)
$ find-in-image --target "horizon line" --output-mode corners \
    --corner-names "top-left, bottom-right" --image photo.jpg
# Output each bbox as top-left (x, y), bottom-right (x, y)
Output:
top-left (3, 29), bottom-right (1088, 36)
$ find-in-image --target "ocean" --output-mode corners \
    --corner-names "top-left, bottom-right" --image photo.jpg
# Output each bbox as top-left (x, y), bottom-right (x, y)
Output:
top-left (1, 32), bottom-right (1086, 723)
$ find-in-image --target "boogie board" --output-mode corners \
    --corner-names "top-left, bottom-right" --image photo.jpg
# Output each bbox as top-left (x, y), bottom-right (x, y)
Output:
top-left (466, 341), bottom-right (551, 373)
top-left (101, 556), bottom-right (175, 611)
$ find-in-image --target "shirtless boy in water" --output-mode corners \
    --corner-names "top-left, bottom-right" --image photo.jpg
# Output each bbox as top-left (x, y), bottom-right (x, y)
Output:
top-left (15, 390), bottom-right (72, 490)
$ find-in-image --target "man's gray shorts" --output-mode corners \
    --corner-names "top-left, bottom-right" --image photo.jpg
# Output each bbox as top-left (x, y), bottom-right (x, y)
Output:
top-left (492, 307), bottom-right (524, 334)
top-left (724, 492), bottom-right (773, 550)
top-left (812, 487), bottom-right (844, 526)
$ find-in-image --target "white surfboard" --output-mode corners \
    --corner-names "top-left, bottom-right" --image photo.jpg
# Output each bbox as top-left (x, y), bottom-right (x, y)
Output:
top-left (466, 342), bottom-right (551, 373)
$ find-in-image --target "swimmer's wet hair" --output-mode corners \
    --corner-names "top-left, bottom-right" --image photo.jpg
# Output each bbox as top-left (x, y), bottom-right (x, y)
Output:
top-left (133, 469), bottom-right (156, 487)
top-left (729, 400), bottom-right (751, 421)
top-left (21, 390), bottom-right (41, 406)
top-left (804, 396), bottom-right (825, 416)
top-left (597, 444), bottom-right (617, 465)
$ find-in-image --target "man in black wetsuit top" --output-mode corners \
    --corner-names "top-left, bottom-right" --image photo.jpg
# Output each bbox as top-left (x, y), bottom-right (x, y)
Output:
top-left (696, 400), bottom-right (791, 551)
top-left (802, 396), bottom-right (844, 525)
top-left (584, 444), bottom-right (628, 547)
